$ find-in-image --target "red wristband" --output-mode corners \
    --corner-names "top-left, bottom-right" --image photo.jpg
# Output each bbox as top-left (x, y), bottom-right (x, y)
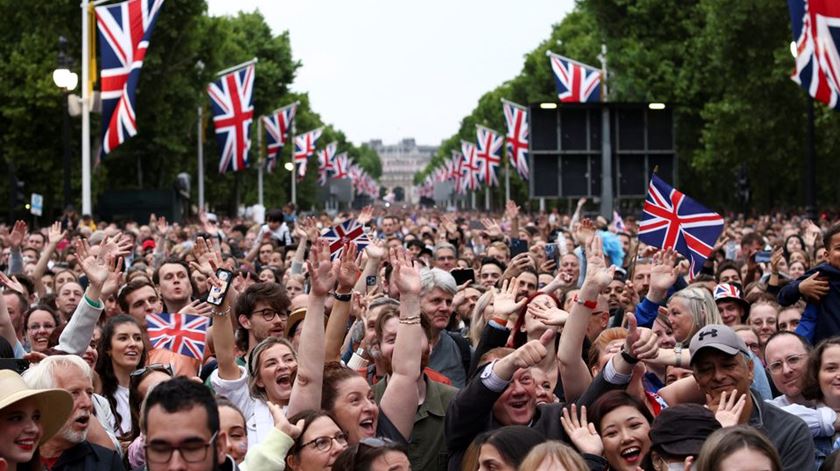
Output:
top-left (576, 298), bottom-right (598, 309)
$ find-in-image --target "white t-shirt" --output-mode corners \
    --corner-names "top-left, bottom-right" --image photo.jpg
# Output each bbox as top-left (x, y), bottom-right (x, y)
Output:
top-left (112, 385), bottom-right (131, 436)
top-left (210, 365), bottom-right (279, 448)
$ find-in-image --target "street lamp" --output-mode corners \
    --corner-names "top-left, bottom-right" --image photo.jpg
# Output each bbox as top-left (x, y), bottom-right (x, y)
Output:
top-left (53, 36), bottom-right (78, 212)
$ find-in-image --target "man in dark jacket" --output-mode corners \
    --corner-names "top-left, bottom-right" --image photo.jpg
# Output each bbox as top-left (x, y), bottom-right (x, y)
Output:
top-left (142, 377), bottom-right (237, 471)
top-left (25, 356), bottom-right (124, 471)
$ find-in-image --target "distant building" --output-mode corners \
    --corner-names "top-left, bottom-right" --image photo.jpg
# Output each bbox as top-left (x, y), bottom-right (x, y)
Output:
top-left (368, 138), bottom-right (437, 203)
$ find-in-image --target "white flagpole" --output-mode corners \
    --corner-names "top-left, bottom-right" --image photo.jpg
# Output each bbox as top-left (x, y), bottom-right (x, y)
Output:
top-left (197, 106), bottom-right (205, 211)
top-left (215, 58), bottom-right (258, 77)
top-left (81, 0), bottom-right (92, 214)
top-left (257, 117), bottom-right (264, 207)
top-left (291, 121), bottom-right (297, 205)
top-left (598, 43), bottom-right (613, 219)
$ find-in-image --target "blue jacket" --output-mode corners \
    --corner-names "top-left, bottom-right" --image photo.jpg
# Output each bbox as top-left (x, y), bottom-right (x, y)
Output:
top-left (779, 262), bottom-right (840, 344)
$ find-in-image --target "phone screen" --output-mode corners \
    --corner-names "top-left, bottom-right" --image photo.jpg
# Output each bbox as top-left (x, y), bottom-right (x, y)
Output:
top-left (544, 243), bottom-right (558, 263)
top-left (206, 269), bottom-right (233, 306)
top-left (451, 269), bottom-right (475, 286)
top-left (509, 238), bottom-right (528, 258)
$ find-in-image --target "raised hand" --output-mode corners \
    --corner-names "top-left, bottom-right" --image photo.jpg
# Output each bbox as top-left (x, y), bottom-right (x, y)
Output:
top-left (99, 234), bottom-right (133, 262)
top-left (582, 235), bottom-right (615, 292)
top-left (480, 218), bottom-right (502, 238)
top-left (358, 206), bottom-right (374, 226)
top-left (48, 221), bottom-right (66, 247)
top-left (268, 401), bottom-right (304, 439)
top-left (364, 238), bottom-right (386, 260)
top-left (710, 390), bottom-right (746, 427)
top-left (505, 200), bottom-right (520, 220)
top-left (509, 329), bottom-right (555, 369)
top-left (623, 313), bottom-right (659, 361)
top-left (574, 218), bottom-right (596, 247)
top-left (648, 249), bottom-right (679, 300)
top-left (190, 236), bottom-right (222, 277)
top-left (180, 298), bottom-right (214, 317)
top-left (100, 257), bottom-right (125, 298)
top-left (494, 277), bottom-right (528, 319)
top-left (296, 216), bottom-right (320, 242)
top-left (440, 214), bottom-right (458, 235)
top-left (0, 273), bottom-right (24, 295)
top-left (76, 239), bottom-right (111, 288)
top-left (560, 404), bottom-right (603, 456)
top-left (337, 243), bottom-right (360, 292)
top-left (5, 221), bottom-right (27, 249)
top-left (527, 302), bottom-right (569, 327)
top-left (307, 239), bottom-right (338, 297)
top-left (769, 247), bottom-right (784, 274)
top-left (389, 246), bottom-right (421, 296)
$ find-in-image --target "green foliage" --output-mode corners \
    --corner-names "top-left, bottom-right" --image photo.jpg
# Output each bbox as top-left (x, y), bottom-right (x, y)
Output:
top-left (0, 2), bottom-right (379, 218)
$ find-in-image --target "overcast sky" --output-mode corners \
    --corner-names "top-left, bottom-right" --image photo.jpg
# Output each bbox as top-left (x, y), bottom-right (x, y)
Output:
top-left (206, 0), bottom-right (574, 147)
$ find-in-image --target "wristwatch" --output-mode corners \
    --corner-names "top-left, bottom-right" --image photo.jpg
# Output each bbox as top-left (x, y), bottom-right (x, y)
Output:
top-left (332, 291), bottom-right (352, 302)
top-left (620, 347), bottom-right (640, 365)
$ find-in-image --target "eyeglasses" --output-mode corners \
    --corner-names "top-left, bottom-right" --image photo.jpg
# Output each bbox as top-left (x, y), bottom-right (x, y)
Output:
top-left (145, 431), bottom-right (217, 464)
top-left (28, 323), bottom-right (56, 331)
top-left (252, 309), bottom-right (289, 322)
top-left (767, 353), bottom-right (807, 374)
top-left (130, 364), bottom-right (174, 379)
top-left (300, 432), bottom-right (348, 452)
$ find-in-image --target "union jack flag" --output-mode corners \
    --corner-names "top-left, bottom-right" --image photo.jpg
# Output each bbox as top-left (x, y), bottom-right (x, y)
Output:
top-left (207, 64), bottom-right (255, 173)
top-left (333, 152), bottom-right (349, 179)
top-left (461, 140), bottom-right (481, 192)
top-left (713, 283), bottom-right (743, 302)
top-left (788, 0), bottom-right (840, 108)
top-left (95, 0), bottom-right (164, 156)
top-left (319, 219), bottom-right (371, 260)
top-left (502, 99), bottom-right (529, 179)
top-left (262, 103), bottom-right (297, 173)
top-left (475, 125), bottom-right (503, 187)
top-left (145, 312), bottom-right (210, 360)
top-left (450, 151), bottom-right (464, 194)
top-left (638, 175), bottom-right (724, 276)
top-left (317, 141), bottom-right (337, 185)
top-left (547, 51), bottom-right (601, 103)
top-left (293, 128), bottom-right (323, 177)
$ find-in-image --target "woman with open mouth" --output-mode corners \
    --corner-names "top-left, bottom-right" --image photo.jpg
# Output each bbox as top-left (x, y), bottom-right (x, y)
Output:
top-left (95, 314), bottom-right (147, 440)
top-left (23, 305), bottom-right (60, 354)
top-left (582, 391), bottom-right (654, 471)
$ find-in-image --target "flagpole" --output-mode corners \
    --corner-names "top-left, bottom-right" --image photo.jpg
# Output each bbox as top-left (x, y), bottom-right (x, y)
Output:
top-left (504, 152), bottom-right (510, 202)
top-left (215, 58), bottom-right (258, 77)
top-left (598, 43), bottom-right (614, 220)
top-left (485, 187), bottom-right (490, 211)
top-left (197, 105), bottom-right (205, 211)
top-left (257, 117), bottom-right (264, 207)
top-left (81, 0), bottom-right (92, 215)
top-left (290, 120), bottom-right (297, 205)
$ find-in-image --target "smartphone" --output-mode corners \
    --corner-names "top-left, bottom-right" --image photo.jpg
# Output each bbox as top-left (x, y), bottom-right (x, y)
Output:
top-left (509, 238), bottom-right (528, 258)
top-left (0, 359), bottom-right (29, 374)
top-left (366, 275), bottom-right (377, 286)
top-left (544, 243), bottom-right (559, 263)
top-left (557, 232), bottom-right (569, 257)
top-left (468, 220), bottom-right (484, 230)
top-left (451, 268), bottom-right (475, 286)
top-left (206, 268), bottom-right (233, 306)
top-left (754, 251), bottom-right (772, 263)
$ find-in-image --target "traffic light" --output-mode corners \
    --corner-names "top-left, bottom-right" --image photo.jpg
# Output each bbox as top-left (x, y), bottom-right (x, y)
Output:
top-left (11, 176), bottom-right (25, 208)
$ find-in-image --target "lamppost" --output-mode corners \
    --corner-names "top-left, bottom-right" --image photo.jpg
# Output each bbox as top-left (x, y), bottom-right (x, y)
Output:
top-left (52, 36), bottom-right (78, 211)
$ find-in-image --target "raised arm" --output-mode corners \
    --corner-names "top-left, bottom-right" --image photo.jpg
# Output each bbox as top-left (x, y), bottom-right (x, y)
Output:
top-left (505, 201), bottom-right (520, 242)
top-left (31, 222), bottom-right (65, 298)
top-left (287, 239), bottom-right (337, 417)
top-left (380, 247), bottom-right (423, 441)
top-left (0, 273), bottom-right (24, 348)
top-left (196, 237), bottom-right (241, 381)
top-left (353, 239), bottom-right (384, 293)
top-left (325, 243), bottom-right (359, 362)
top-left (555, 236), bottom-right (614, 402)
top-left (290, 217), bottom-right (320, 275)
top-left (4, 221), bottom-right (27, 275)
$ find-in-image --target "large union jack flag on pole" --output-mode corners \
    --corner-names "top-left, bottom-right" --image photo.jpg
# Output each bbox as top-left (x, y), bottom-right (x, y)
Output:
top-left (475, 125), bottom-right (503, 187)
top-left (332, 152), bottom-right (349, 179)
top-left (450, 150), bottom-right (464, 194)
top-left (262, 102), bottom-right (297, 172)
top-left (208, 62), bottom-right (256, 173)
top-left (145, 312), bottom-right (210, 360)
top-left (319, 219), bottom-right (371, 260)
top-left (502, 99), bottom-right (529, 179)
top-left (317, 141), bottom-right (338, 185)
top-left (547, 51), bottom-right (601, 103)
top-left (460, 140), bottom-right (481, 192)
top-left (788, 0), bottom-right (840, 108)
top-left (638, 175), bottom-right (724, 276)
top-left (293, 128), bottom-right (323, 177)
top-left (95, 0), bottom-right (164, 156)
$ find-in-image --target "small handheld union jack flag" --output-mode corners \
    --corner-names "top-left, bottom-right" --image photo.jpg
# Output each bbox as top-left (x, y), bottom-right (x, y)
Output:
top-left (95, 0), bottom-right (164, 156)
top-left (460, 141), bottom-right (481, 192)
top-left (293, 128), bottom-right (323, 177)
top-left (638, 175), bottom-right (724, 276)
top-left (317, 142), bottom-right (337, 185)
top-left (547, 51), bottom-right (601, 103)
top-left (502, 99), bottom-right (529, 180)
top-left (262, 102), bottom-right (297, 173)
top-left (145, 312), bottom-right (210, 360)
top-left (320, 219), bottom-right (371, 261)
top-left (475, 125), bottom-right (503, 187)
top-left (207, 63), bottom-right (256, 173)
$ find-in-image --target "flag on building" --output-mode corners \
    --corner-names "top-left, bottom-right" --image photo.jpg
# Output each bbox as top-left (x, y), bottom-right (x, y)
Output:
top-left (333, 152), bottom-right (349, 179)
top-left (475, 125), bottom-right (503, 187)
top-left (262, 102), bottom-right (297, 173)
top-left (461, 140), bottom-right (481, 192)
top-left (317, 141), bottom-right (337, 185)
top-left (788, 0), bottom-right (840, 108)
top-left (502, 99), bottom-right (529, 179)
top-left (207, 64), bottom-right (255, 173)
top-left (95, 0), bottom-right (164, 156)
top-left (547, 51), bottom-right (601, 103)
top-left (293, 128), bottom-right (323, 177)
top-left (320, 219), bottom-right (371, 260)
top-left (145, 312), bottom-right (210, 360)
top-left (638, 175), bottom-right (724, 276)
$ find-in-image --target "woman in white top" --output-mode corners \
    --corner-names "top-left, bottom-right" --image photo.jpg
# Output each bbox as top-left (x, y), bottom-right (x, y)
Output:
top-left (95, 313), bottom-right (147, 438)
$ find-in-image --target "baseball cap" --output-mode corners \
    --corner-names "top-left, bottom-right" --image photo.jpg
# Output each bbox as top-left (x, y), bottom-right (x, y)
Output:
top-left (713, 283), bottom-right (750, 312)
top-left (650, 404), bottom-right (721, 456)
top-left (689, 324), bottom-right (751, 365)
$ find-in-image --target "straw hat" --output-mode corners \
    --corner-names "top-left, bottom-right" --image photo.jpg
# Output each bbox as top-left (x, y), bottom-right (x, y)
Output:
top-left (0, 370), bottom-right (73, 444)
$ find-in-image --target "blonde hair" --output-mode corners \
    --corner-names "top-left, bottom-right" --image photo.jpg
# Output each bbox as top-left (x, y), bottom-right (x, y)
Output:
top-left (518, 441), bottom-right (589, 471)
top-left (670, 287), bottom-right (723, 344)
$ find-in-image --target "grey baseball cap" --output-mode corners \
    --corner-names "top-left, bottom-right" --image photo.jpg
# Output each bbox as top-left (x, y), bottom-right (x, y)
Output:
top-left (689, 324), bottom-right (750, 365)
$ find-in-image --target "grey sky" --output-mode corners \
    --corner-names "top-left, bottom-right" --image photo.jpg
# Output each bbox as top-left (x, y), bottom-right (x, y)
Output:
top-left (207, 0), bottom-right (574, 147)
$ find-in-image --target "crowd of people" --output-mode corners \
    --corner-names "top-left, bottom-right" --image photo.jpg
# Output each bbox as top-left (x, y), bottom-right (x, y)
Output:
top-left (0, 200), bottom-right (836, 471)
